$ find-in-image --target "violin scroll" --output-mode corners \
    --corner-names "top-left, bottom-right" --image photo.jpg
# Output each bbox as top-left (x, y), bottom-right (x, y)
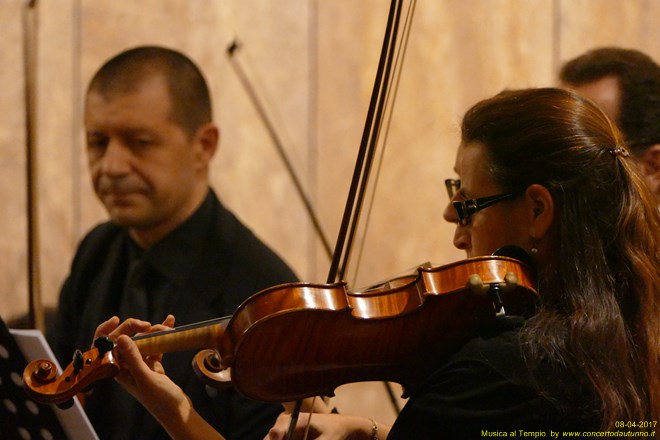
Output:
top-left (192, 349), bottom-right (233, 390)
top-left (23, 319), bottom-right (229, 406)
top-left (23, 344), bottom-right (120, 406)
top-left (27, 359), bottom-right (57, 383)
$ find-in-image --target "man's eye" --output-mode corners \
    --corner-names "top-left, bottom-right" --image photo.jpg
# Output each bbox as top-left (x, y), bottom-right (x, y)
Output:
top-left (87, 138), bottom-right (108, 150)
top-left (131, 138), bottom-right (154, 148)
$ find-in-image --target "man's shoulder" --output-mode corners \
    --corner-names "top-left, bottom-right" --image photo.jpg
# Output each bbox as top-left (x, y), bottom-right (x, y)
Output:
top-left (76, 221), bottom-right (125, 252)
top-left (203, 192), bottom-right (298, 282)
top-left (69, 221), bottom-right (127, 271)
top-left (206, 194), bottom-right (280, 257)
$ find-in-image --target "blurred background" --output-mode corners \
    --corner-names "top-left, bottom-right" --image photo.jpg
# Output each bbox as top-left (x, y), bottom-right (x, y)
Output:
top-left (2, 0), bottom-right (659, 426)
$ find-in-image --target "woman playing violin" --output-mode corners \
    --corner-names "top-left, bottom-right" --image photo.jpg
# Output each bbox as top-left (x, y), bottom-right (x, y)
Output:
top-left (99, 87), bottom-right (660, 439)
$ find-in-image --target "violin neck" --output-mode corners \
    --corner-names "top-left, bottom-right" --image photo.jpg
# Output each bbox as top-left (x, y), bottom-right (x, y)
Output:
top-left (131, 317), bottom-right (229, 357)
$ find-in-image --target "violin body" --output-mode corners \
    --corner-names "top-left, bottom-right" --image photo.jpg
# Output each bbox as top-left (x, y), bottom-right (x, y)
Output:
top-left (220, 255), bottom-right (537, 402)
top-left (23, 255), bottom-right (536, 405)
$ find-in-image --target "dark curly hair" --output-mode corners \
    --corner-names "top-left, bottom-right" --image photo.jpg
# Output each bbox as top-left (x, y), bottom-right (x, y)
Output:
top-left (559, 47), bottom-right (660, 156)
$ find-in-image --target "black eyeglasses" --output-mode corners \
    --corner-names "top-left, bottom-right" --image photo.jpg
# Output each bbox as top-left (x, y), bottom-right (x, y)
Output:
top-left (444, 178), bottom-right (518, 226)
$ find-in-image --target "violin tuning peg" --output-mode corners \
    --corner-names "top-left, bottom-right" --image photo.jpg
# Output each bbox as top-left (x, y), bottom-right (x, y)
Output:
top-left (467, 274), bottom-right (489, 296)
top-left (72, 350), bottom-right (84, 375)
top-left (93, 336), bottom-right (114, 356)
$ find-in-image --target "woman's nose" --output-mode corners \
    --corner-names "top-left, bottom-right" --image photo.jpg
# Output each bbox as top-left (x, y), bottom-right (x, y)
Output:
top-left (443, 200), bottom-right (458, 224)
top-left (442, 201), bottom-right (470, 251)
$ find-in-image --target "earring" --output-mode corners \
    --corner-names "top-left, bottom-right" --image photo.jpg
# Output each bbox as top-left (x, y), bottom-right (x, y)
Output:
top-left (530, 236), bottom-right (539, 254)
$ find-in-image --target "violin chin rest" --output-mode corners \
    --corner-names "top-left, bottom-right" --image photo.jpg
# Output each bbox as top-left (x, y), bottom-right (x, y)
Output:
top-left (467, 274), bottom-right (489, 296)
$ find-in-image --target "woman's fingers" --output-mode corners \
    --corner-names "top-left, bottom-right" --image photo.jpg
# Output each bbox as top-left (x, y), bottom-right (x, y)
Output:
top-left (93, 315), bottom-right (121, 341)
top-left (161, 314), bottom-right (175, 328)
top-left (114, 334), bottom-right (162, 392)
top-left (109, 318), bottom-right (153, 339)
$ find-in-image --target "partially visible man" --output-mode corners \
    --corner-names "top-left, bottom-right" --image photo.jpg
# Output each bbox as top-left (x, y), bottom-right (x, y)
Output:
top-left (559, 47), bottom-right (660, 202)
top-left (48, 46), bottom-right (298, 440)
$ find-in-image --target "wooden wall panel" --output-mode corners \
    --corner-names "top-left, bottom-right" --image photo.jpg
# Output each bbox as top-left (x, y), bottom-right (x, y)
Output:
top-left (36, 0), bottom-right (78, 327)
top-left (0, 1), bottom-right (29, 321)
top-left (210, 0), bottom-right (314, 279)
top-left (558, 0), bottom-right (660, 63)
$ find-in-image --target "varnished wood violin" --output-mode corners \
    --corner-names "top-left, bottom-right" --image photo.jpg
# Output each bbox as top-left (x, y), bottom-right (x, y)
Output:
top-left (23, 254), bottom-right (537, 407)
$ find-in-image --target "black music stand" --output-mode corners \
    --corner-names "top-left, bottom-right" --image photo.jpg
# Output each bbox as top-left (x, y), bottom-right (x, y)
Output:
top-left (0, 316), bottom-right (67, 440)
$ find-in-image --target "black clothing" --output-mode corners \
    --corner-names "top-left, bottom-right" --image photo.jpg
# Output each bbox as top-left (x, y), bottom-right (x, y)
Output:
top-left (388, 317), bottom-right (599, 439)
top-left (49, 190), bottom-right (298, 440)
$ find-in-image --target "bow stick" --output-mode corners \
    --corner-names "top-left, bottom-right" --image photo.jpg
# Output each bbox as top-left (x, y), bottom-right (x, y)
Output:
top-left (287, 0), bottom-right (414, 437)
top-left (22, 0), bottom-right (44, 331)
top-left (346, 0), bottom-right (417, 287)
top-left (225, 40), bottom-right (333, 260)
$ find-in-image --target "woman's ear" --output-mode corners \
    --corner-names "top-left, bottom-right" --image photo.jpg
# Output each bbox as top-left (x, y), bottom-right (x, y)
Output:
top-left (524, 184), bottom-right (554, 239)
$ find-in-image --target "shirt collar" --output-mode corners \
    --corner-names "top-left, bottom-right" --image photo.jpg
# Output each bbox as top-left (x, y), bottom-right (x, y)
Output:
top-left (140, 189), bottom-right (215, 287)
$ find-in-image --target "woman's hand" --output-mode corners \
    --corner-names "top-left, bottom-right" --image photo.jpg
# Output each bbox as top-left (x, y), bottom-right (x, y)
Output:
top-left (96, 315), bottom-right (225, 440)
top-left (93, 315), bottom-right (181, 419)
top-left (266, 411), bottom-right (389, 440)
top-left (113, 329), bottom-right (190, 422)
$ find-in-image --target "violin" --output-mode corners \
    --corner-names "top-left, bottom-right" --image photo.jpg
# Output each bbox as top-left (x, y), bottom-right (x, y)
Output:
top-left (23, 254), bottom-right (537, 406)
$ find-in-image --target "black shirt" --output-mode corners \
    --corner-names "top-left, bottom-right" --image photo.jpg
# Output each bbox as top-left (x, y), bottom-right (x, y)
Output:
top-left (388, 317), bottom-right (599, 439)
top-left (49, 189), bottom-right (298, 440)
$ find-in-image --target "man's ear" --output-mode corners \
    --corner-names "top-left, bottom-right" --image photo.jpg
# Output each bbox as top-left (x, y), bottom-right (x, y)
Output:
top-left (639, 144), bottom-right (660, 196)
top-left (524, 184), bottom-right (555, 240)
top-left (196, 123), bottom-right (220, 165)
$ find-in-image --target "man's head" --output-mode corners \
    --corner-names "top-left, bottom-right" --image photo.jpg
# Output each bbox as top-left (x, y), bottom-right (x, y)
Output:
top-left (87, 45), bottom-right (213, 138)
top-left (559, 47), bottom-right (660, 200)
top-left (84, 46), bottom-right (219, 248)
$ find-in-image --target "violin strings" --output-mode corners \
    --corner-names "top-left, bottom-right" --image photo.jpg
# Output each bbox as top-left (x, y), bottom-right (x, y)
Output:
top-left (131, 316), bottom-right (230, 341)
top-left (302, 396), bottom-right (317, 438)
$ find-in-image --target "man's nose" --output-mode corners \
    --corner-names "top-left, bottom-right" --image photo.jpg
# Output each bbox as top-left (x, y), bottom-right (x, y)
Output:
top-left (98, 140), bottom-right (131, 176)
